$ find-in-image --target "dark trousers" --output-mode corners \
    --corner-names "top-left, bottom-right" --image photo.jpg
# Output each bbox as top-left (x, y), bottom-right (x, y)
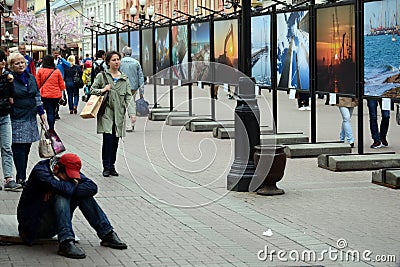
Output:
top-left (42, 98), bottom-right (60, 130)
top-left (11, 143), bottom-right (32, 182)
top-left (102, 130), bottom-right (119, 171)
top-left (35, 194), bottom-right (113, 243)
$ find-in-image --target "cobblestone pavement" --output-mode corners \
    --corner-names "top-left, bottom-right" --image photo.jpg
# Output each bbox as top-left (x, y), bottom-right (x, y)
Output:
top-left (0, 86), bottom-right (399, 267)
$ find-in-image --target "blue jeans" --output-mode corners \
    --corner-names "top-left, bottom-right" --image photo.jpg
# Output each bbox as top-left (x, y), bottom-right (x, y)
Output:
top-left (11, 143), bottom-right (32, 182)
top-left (42, 98), bottom-right (60, 130)
top-left (102, 130), bottom-right (119, 170)
top-left (66, 82), bottom-right (79, 111)
top-left (367, 99), bottom-right (390, 142)
top-left (339, 107), bottom-right (354, 143)
top-left (36, 194), bottom-right (113, 242)
top-left (0, 115), bottom-right (13, 179)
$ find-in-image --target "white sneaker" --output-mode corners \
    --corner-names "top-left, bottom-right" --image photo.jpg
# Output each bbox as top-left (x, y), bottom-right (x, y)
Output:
top-left (305, 106), bottom-right (311, 111)
top-left (298, 107), bottom-right (306, 111)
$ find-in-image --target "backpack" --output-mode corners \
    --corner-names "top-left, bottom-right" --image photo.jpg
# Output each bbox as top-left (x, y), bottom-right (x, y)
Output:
top-left (73, 67), bottom-right (84, 88)
top-left (91, 61), bottom-right (105, 84)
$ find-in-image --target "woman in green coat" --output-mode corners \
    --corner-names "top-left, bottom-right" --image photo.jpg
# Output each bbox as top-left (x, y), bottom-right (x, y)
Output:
top-left (90, 51), bottom-right (135, 177)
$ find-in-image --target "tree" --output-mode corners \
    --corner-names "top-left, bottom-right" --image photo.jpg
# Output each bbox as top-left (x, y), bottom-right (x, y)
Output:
top-left (11, 8), bottom-right (82, 48)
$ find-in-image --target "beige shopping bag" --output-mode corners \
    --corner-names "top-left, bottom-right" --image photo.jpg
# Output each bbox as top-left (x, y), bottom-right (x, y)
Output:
top-left (80, 95), bottom-right (104, 119)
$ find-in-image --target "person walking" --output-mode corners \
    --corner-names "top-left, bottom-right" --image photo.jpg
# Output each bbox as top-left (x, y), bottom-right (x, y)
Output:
top-left (367, 98), bottom-right (390, 148)
top-left (64, 55), bottom-right (83, 114)
top-left (90, 51), bottom-right (135, 177)
top-left (17, 153), bottom-right (127, 259)
top-left (0, 50), bottom-right (21, 191)
top-left (119, 46), bottom-right (144, 132)
top-left (82, 60), bottom-right (92, 102)
top-left (337, 96), bottom-right (358, 148)
top-left (18, 44), bottom-right (36, 76)
top-left (36, 55), bottom-right (65, 131)
top-left (8, 53), bottom-right (46, 187)
top-left (52, 49), bottom-right (70, 120)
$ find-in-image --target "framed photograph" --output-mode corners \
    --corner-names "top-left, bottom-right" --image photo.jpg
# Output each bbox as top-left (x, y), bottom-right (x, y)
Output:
top-left (118, 31), bottom-right (128, 52)
top-left (97, 34), bottom-right (106, 51)
top-left (214, 19), bottom-right (238, 69)
top-left (252, 15), bottom-right (272, 87)
top-left (364, 0), bottom-right (400, 98)
top-left (141, 28), bottom-right (153, 77)
top-left (130, 31), bottom-right (140, 60)
top-left (191, 22), bottom-right (211, 82)
top-left (277, 10), bottom-right (309, 90)
top-left (155, 26), bottom-right (170, 73)
top-left (171, 24), bottom-right (188, 80)
top-left (108, 33), bottom-right (117, 51)
top-left (316, 4), bottom-right (356, 95)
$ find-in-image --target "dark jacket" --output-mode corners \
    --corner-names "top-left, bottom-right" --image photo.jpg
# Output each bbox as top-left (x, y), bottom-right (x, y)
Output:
top-left (11, 71), bottom-right (41, 121)
top-left (64, 64), bottom-right (83, 85)
top-left (0, 70), bottom-right (13, 117)
top-left (17, 159), bottom-right (98, 245)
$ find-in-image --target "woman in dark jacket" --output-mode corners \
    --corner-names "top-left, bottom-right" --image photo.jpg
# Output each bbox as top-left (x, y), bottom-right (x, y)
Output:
top-left (0, 50), bottom-right (21, 191)
top-left (64, 55), bottom-right (83, 114)
top-left (8, 53), bottom-right (46, 186)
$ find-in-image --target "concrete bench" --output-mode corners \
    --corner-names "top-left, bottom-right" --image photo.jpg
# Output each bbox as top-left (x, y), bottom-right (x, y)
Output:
top-left (372, 169), bottom-right (400, 189)
top-left (185, 120), bottom-right (234, 132)
top-left (212, 126), bottom-right (274, 139)
top-left (150, 111), bottom-right (191, 121)
top-left (166, 116), bottom-right (210, 126)
top-left (318, 153), bottom-right (400, 171)
top-left (260, 133), bottom-right (309, 145)
top-left (284, 143), bottom-right (352, 158)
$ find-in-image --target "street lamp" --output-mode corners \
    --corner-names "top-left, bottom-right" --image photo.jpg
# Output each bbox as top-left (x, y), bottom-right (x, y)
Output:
top-left (1, 30), bottom-right (12, 47)
top-left (88, 11), bottom-right (95, 60)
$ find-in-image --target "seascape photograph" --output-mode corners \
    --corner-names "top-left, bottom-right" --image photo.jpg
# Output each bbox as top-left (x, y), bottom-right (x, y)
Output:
top-left (251, 15), bottom-right (272, 87)
top-left (130, 31), bottom-right (140, 60)
top-left (316, 4), bottom-right (356, 95)
top-left (97, 34), bottom-right (106, 51)
top-left (364, 0), bottom-right (400, 98)
top-left (277, 10), bottom-right (309, 90)
top-left (191, 22), bottom-right (211, 82)
top-left (118, 32), bottom-right (128, 52)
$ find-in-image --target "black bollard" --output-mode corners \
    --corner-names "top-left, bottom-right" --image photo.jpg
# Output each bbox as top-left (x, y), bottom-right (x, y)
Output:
top-left (227, 77), bottom-right (260, 192)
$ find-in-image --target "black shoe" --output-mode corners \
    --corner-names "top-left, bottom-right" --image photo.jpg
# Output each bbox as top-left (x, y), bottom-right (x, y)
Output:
top-left (381, 138), bottom-right (388, 147)
top-left (102, 169), bottom-right (110, 177)
top-left (55, 114), bottom-right (61, 120)
top-left (58, 240), bottom-right (86, 259)
top-left (109, 169), bottom-right (119, 176)
top-left (100, 231), bottom-right (127, 249)
top-left (17, 179), bottom-right (26, 188)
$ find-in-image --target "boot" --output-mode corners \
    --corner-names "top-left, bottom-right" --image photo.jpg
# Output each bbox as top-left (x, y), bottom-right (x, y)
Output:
top-left (58, 240), bottom-right (86, 259)
top-left (100, 231), bottom-right (127, 249)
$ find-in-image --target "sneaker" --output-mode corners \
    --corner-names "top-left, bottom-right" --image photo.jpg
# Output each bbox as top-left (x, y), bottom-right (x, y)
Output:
top-left (298, 106), bottom-right (306, 111)
top-left (102, 169), bottom-right (110, 177)
top-left (58, 240), bottom-right (86, 259)
top-left (4, 180), bottom-right (22, 191)
top-left (101, 231), bottom-right (127, 249)
top-left (304, 106), bottom-right (311, 111)
top-left (109, 169), bottom-right (119, 176)
top-left (370, 141), bottom-right (382, 149)
top-left (126, 126), bottom-right (134, 132)
top-left (381, 138), bottom-right (388, 147)
top-left (17, 179), bottom-right (27, 188)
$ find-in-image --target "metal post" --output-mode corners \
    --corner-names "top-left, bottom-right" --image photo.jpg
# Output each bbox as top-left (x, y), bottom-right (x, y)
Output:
top-left (356, 0), bottom-right (364, 154)
top-left (91, 28), bottom-right (94, 61)
top-left (139, 25), bottom-right (143, 66)
top-left (210, 16), bottom-right (216, 120)
top-left (271, 6), bottom-right (278, 133)
top-left (310, 0), bottom-right (316, 143)
top-left (152, 22), bottom-right (157, 108)
top-left (240, 0), bottom-right (251, 77)
top-left (46, 0), bottom-right (51, 54)
top-left (169, 21), bottom-right (174, 112)
top-left (187, 17), bottom-right (193, 116)
top-left (227, 77), bottom-right (260, 191)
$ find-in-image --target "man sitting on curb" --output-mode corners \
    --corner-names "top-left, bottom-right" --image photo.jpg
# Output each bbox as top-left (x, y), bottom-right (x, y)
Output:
top-left (17, 153), bottom-right (127, 259)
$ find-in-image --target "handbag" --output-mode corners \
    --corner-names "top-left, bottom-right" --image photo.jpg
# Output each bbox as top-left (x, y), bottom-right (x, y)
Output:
top-left (396, 104), bottom-right (400, 125)
top-left (97, 72), bottom-right (110, 117)
top-left (39, 124), bottom-right (55, 158)
top-left (136, 98), bottom-right (150, 116)
top-left (80, 94), bottom-right (104, 118)
top-left (45, 126), bottom-right (66, 155)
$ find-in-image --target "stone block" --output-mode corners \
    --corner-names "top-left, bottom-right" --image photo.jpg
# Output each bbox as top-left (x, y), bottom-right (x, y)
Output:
top-left (372, 169), bottom-right (400, 189)
top-left (318, 154), bottom-right (400, 171)
top-left (260, 134), bottom-right (309, 145)
top-left (284, 143), bottom-right (352, 158)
